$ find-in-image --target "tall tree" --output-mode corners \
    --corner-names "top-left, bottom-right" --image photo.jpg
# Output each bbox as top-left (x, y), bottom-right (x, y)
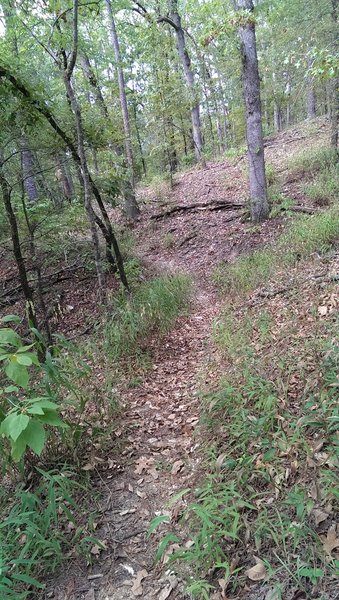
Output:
top-left (159, 0), bottom-right (205, 166)
top-left (234, 0), bottom-right (269, 223)
top-left (330, 0), bottom-right (338, 148)
top-left (105, 0), bottom-right (140, 219)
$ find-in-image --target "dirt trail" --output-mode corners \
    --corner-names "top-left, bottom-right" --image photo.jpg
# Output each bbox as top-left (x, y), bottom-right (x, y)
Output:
top-left (47, 121), bottom-right (329, 600)
top-left (49, 281), bottom-right (220, 600)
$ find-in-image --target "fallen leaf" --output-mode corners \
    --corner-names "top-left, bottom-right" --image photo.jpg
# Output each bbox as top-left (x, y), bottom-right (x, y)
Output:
top-left (90, 543), bottom-right (102, 556)
top-left (131, 569), bottom-right (148, 596)
top-left (171, 460), bottom-right (184, 475)
top-left (158, 584), bottom-right (174, 600)
top-left (321, 524), bottom-right (339, 555)
top-left (245, 558), bottom-right (267, 581)
top-left (312, 508), bottom-right (329, 526)
top-left (216, 453), bottom-right (226, 471)
top-left (318, 305), bottom-right (328, 316)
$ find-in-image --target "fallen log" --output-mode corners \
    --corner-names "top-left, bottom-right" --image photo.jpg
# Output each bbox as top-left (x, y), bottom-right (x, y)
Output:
top-left (151, 200), bottom-right (245, 219)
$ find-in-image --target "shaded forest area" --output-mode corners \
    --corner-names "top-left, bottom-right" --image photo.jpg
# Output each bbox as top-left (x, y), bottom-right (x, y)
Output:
top-left (0, 0), bottom-right (338, 599)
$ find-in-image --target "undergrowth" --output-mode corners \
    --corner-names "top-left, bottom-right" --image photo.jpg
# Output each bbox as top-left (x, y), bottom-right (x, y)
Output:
top-left (213, 207), bottom-right (339, 294)
top-left (0, 468), bottom-right (100, 599)
top-left (105, 273), bottom-right (192, 362)
top-left (151, 297), bottom-right (338, 598)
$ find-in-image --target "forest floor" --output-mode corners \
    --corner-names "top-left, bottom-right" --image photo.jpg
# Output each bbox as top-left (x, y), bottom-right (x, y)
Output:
top-left (5, 118), bottom-right (337, 600)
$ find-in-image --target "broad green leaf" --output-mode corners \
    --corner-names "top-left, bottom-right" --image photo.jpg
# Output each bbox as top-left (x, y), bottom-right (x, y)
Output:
top-left (0, 412), bottom-right (30, 441)
top-left (28, 398), bottom-right (59, 410)
top-left (1, 315), bottom-right (21, 324)
top-left (16, 354), bottom-right (33, 366)
top-left (16, 344), bottom-right (34, 352)
top-left (4, 385), bottom-right (19, 393)
top-left (11, 434), bottom-right (27, 462)
top-left (27, 405), bottom-right (45, 415)
top-left (5, 360), bottom-right (29, 388)
top-left (38, 410), bottom-right (67, 428)
top-left (21, 420), bottom-right (46, 455)
top-left (0, 328), bottom-right (21, 347)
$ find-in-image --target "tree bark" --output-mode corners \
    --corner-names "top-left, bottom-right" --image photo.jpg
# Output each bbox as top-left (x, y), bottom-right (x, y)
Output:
top-left (20, 136), bottom-right (40, 203)
top-left (330, 0), bottom-right (338, 149)
top-left (235, 0), bottom-right (269, 223)
top-left (161, 0), bottom-right (205, 166)
top-left (55, 151), bottom-right (74, 203)
top-left (105, 0), bottom-right (140, 219)
top-left (0, 153), bottom-right (39, 334)
top-left (307, 58), bottom-right (317, 119)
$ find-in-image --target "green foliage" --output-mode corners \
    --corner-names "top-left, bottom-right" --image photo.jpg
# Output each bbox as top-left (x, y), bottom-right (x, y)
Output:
top-left (266, 163), bottom-right (278, 186)
top-left (0, 316), bottom-right (66, 463)
top-left (304, 164), bottom-right (339, 206)
top-left (105, 274), bottom-right (192, 362)
top-left (152, 334), bottom-right (338, 596)
top-left (287, 146), bottom-right (338, 179)
top-left (214, 207), bottom-right (339, 294)
top-left (0, 467), bottom-right (98, 599)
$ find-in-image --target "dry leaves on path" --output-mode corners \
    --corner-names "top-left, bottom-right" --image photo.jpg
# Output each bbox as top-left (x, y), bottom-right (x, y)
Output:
top-left (131, 569), bottom-right (148, 596)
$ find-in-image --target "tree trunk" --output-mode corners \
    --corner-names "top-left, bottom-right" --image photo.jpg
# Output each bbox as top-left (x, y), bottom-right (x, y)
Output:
top-left (273, 100), bottom-right (282, 131)
top-left (0, 153), bottom-right (39, 333)
top-left (63, 75), bottom-right (104, 293)
top-left (55, 151), bottom-right (74, 203)
top-left (166, 0), bottom-right (205, 166)
top-left (235, 0), bottom-right (269, 223)
top-left (20, 136), bottom-right (39, 203)
top-left (307, 58), bottom-right (317, 119)
top-left (105, 0), bottom-right (140, 219)
top-left (330, 0), bottom-right (338, 149)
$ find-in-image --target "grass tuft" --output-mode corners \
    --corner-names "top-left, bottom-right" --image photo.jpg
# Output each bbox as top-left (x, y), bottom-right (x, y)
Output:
top-left (287, 146), bottom-right (338, 179)
top-left (105, 273), bottom-right (192, 361)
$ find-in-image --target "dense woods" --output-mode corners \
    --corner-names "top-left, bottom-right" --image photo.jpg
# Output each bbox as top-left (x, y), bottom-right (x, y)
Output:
top-left (0, 0), bottom-right (338, 599)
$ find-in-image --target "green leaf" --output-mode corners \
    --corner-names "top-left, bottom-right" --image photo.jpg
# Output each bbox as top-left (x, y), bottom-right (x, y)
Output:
top-left (0, 412), bottom-right (30, 441)
top-left (21, 420), bottom-right (46, 455)
top-left (16, 353), bottom-right (33, 366)
top-left (38, 410), bottom-right (67, 428)
top-left (29, 398), bottom-right (59, 410)
top-left (27, 405), bottom-right (45, 415)
top-left (0, 328), bottom-right (21, 347)
top-left (147, 515), bottom-right (170, 537)
top-left (11, 573), bottom-right (45, 588)
top-left (155, 533), bottom-right (180, 562)
top-left (5, 360), bottom-right (29, 388)
top-left (168, 488), bottom-right (191, 506)
top-left (4, 385), bottom-right (19, 393)
top-left (1, 315), bottom-right (21, 324)
top-left (11, 434), bottom-right (27, 462)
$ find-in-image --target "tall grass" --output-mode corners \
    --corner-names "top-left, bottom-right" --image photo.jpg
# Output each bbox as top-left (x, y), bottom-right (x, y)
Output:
top-left (287, 146), bottom-right (338, 178)
top-left (105, 273), bottom-right (192, 361)
top-left (0, 468), bottom-right (97, 599)
top-left (214, 207), bottom-right (339, 294)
